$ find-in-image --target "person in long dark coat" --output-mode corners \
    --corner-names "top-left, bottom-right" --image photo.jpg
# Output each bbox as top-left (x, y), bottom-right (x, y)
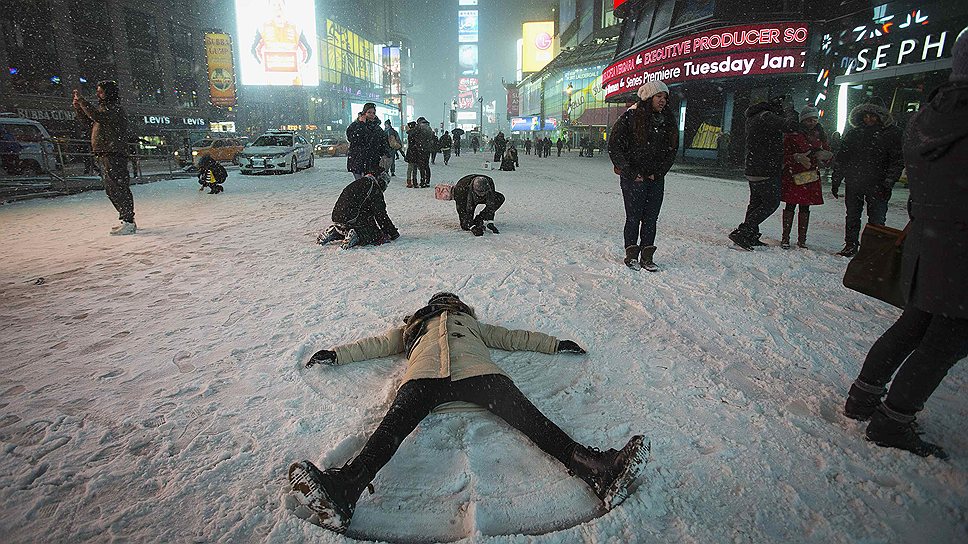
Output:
top-left (316, 173), bottom-right (399, 250)
top-left (608, 81), bottom-right (679, 272)
top-left (842, 33), bottom-right (968, 460)
top-left (830, 102), bottom-right (904, 257)
top-left (346, 103), bottom-right (391, 179)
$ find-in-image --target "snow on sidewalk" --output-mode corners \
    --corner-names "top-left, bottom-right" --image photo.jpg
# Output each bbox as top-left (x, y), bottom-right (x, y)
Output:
top-left (0, 155), bottom-right (964, 543)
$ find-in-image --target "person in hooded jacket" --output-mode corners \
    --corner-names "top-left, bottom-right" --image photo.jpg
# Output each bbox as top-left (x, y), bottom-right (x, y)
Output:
top-left (346, 103), bottom-right (391, 179)
top-left (316, 172), bottom-right (399, 250)
top-left (439, 131), bottom-right (453, 165)
top-left (608, 81), bottom-right (679, 272)
top-left (403, 121), bottom-right (418, 188)
top-left (729, 95), bottom-right (799, 250)
top-left (779, 106), bottom-right (832, 249)
top-left (831, 102), bottom-right (905, 257)
top-left (452, 174), bottom-right (505, 236)
top-left (289, 292), bottom-right (648, 534)
top-left (842, 29), bottom-right (968, 460)
top-left (197, 155), bottom-right (228, 194)
top-left (493, 131), bottom-right (507, 162)
top-left (410, 117), bottom-right (435, 187)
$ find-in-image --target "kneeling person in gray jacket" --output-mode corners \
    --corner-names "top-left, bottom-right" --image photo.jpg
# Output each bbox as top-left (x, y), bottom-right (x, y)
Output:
top-left (289, 292), bottom-right (648, 534)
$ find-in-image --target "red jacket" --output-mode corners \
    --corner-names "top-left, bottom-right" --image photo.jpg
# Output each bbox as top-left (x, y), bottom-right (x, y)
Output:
top-left (781, 127), bottom-right (829, 206)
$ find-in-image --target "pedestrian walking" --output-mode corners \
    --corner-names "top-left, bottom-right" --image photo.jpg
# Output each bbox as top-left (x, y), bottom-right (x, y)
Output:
top-left (385, 119), bottom-right (402, 177)
top-left (728, 95), bottom-right (799, 250)
top-left (412, 117), bottom-right (434, 188)
top-left (842, 34), bottom-right (968, 460)
top-left (439, 131), bottom-right (453, 165)
top-left (608, 81), bottom-right (679, 272)
top-left (471, 135), bottom-right (479, 154)
top-left (492, 131), bottom-right (507, 162)
top-left (830, 102), bottom-right (904, 257)
top-left (524, 138), bottom-right (532, 155)
top-left (73, 81), bottom-right (136, 235)
top-left (556, 137), bottom-right (564, 157)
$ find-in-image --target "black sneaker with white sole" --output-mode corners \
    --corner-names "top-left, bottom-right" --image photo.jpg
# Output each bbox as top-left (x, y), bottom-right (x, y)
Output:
top-left (288, 460), bottom-right (361, 534)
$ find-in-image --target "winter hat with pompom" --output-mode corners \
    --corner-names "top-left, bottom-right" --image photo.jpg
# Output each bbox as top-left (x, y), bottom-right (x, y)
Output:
top-left (799, 106), bottom-right (819, 121)
top-left (637, 80), bottom-right (669, 102)
top-left (951, 27), bottom-right (968, 82)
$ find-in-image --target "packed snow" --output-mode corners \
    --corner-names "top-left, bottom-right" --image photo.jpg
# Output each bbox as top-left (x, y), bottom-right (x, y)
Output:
top-left (0, 153), bottom-right (964, 543)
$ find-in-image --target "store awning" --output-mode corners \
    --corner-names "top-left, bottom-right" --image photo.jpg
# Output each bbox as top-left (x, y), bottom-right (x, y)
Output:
top-left (576, 107), bottom-right (621, 127)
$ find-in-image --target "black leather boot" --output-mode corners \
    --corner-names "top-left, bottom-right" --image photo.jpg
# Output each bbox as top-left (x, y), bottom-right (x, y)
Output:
top-left (780, 209), bottom-right (794, 249)
top-left (567, 436), bottom-right (649, 509)
top-left (865, 404), bottom-right (948, 459)
top-left (639, 245), bottom-right (658, 272)
top-left (288, 460), bottom-right (372, 533)
top-left (843, 380), bottom-right (886, 421)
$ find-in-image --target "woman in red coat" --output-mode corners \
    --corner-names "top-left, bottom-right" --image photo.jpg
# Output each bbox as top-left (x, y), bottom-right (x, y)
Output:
top-left (780, 106), bottom-right (831, 248)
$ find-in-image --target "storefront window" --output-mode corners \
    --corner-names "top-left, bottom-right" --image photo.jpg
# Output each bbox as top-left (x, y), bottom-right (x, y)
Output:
top-left (1, 0), bottom-right (62, 96)
top-left (650, 0), bottom-right (677, 38)
top-left (671, 0), bottom-right (716, 28)
top-left (126, 11), bottom-right (165, 104)
top-left (683, 86), bottom-right (724, 150)
top-left (169, 23), bottom-right (198, 108)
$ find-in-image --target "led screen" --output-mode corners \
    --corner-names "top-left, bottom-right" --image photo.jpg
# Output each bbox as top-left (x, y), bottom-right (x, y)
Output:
top-left (236, 0), bottom-right (319, 86)
top-left (459, 44), bottom-right (479, 75)
top-left (459, 10), bottom-right (479, 43)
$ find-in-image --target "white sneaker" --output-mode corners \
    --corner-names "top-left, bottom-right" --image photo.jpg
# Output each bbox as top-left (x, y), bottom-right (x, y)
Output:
top-left (110, 222), bottom-right (126, 232)
top-left (110, 221), bottom-right (137, 235)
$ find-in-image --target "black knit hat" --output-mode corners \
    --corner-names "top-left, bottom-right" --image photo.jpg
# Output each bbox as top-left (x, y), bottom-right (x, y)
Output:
top-left (428, 292), bottom-right (460, 304)
top-left (952, 27), bottom-right (968, 82)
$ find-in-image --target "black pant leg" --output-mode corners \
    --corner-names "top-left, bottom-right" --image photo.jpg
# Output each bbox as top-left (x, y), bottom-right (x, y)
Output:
top-left (99, 153), bottom-right (135, 223)
top-left (454, 375), bottom-right (578, 466)
top-left (858, 305), bottom-right (932, 389)
top-left (476, 192), bottom-right (505, 222)
top-left (844, 182), bottom-right (865, 245)
top-left (345, 378), bottom-right (449, 481)
top-left (883, 313), bottom-right (968, 414)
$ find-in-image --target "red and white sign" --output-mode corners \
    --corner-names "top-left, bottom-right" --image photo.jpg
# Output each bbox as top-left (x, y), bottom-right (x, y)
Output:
top-left (602, 22), bottom-right (810, 99)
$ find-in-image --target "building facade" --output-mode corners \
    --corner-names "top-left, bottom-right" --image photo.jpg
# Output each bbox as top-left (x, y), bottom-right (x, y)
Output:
top-left (0, 0), bottom-right (211, 148)
top-left (604, 0), bottom-right (967, 163)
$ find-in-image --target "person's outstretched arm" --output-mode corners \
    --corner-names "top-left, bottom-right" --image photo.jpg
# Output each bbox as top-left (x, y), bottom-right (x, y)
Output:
top-left (306, 327), bottom-right (405, 368)
top-left (479, 323), bottom-right (585, 354)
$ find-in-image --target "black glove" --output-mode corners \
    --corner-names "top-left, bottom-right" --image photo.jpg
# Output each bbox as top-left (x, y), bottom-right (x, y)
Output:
top-left (306, 349), bottom-right (337, 368)
top-left (471, 223), bottom-right (484, 236)
top-left (485, 222), bottom-right (499, 234)
top-left (557, 340), bottom-right (586, 354)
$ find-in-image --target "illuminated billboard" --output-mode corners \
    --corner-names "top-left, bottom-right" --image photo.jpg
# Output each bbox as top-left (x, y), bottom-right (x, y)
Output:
top-left (382, 45), bottom-right (402, 94)
top-left (522, 21), bottom-right (556, 73)
top-left (457, 77), bottom-right (478, 109)
top-left (236, 0), bottom-right (319, 86)
top-left (323, 20), bottom-right (381, 85)
top-left (510, 116), bottom-right (558, 131)
top-left (459, 44), bottom-right (478, 75)
top-left (459, 10), bottom-right (479, 43)
top-left (204, 33), bottom-right (237, 106)
top-left (459, 0), bottom-right (478, 5)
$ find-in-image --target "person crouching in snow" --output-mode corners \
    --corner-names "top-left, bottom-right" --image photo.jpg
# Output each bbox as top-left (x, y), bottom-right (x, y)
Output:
top-left (197, 155), bottom-right (227, 194)
top-left (316, 170), bottom-right (399, 250)
top-left (291, 292), bottom-right (649, 534)
top-left (452, 174), bottom-right (504, 236)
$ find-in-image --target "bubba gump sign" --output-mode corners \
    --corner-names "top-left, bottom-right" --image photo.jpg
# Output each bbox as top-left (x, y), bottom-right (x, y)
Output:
top-left (603, 22), bottom-right (811, 99)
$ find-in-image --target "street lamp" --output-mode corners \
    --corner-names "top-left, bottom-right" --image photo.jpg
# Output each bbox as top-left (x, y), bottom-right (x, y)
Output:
top-left (565, 83), bottom-right (574, 143)
top-left (478, 96), bottom-right (484, 135)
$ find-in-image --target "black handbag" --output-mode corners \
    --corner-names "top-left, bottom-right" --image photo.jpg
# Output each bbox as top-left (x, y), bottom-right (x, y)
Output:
top-left (843, 223), bottom-right (910, 308)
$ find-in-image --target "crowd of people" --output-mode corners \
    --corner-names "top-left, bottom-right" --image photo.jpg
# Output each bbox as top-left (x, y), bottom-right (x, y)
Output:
top-left (68, 34), bottom-right (967, 537)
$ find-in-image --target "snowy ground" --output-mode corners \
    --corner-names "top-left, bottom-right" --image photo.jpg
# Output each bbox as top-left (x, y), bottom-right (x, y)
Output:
top-left (0, 153), bottom-right (964, 544)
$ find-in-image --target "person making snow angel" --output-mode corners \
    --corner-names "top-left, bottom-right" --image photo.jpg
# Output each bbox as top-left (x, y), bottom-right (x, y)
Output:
top-left (316, 172), bottom-right (399, 250)
top-left (608, 81), bottom-right (679, 272)
top-left (289, 292), bottom-right (649, 534)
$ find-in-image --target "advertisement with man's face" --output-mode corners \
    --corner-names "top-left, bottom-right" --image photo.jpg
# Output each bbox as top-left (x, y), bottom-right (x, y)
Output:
top-left (236, 0), bottom-right (319, 86)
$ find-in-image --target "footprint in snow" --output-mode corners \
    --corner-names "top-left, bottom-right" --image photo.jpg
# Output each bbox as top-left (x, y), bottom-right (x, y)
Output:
top-left (172, 352), bottom-right (196, 374)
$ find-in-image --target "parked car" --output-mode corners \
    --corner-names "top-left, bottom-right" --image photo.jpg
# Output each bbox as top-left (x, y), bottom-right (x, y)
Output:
top-left (314, 138), bottom-right (349, 157)
top-left (238, 130), bottom-right (314, 175)
top-left (0, 114), bottom-right (58, 174)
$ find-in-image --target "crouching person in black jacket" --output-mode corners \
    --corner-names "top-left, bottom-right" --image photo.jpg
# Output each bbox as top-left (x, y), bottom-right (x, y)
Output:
top-left (317, 171), bottom-right (399, 250)
top-left (452, 174), bottom-right (505, 236)
top-left (197, 155), bottom-right (227, 194)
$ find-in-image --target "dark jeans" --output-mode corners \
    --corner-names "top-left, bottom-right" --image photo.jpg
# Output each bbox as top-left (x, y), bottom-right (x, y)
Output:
top-left (454, 144), bottom-right (461, 156)
top-left (98, 153), bottom-right (135, 223)
top-left (442, 150), bottom-right (451, 165)
top-left (621, 175), bottom-right (665, 248)
top-left (431, 151), bottom-right (437, 164)
top-left (844, 183), bottom-right (890, 245)
top-left (345, 375), bottom-right (577, 483)
top-left (738, 177), bottom-right (781, 238)
top-left (458, 192), bottom-right (505, 229)
top-left (858, 305), bottom-right (968, 415)
top-left (417, 155), bottom-right (431, 185)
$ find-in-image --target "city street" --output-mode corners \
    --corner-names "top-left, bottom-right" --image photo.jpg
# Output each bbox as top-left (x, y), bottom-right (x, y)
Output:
top-left (1, 154), bottom-right (963, 543)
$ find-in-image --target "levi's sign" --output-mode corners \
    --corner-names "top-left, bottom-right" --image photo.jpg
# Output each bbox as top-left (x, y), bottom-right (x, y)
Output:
top-left (603, 22), bottom-right (810, 99)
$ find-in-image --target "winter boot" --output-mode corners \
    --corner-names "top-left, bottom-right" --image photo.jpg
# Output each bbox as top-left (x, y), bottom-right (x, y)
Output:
top-left (797, 210), bottom-right (810, 249)
top-left (865, 404), bottom-right (948, 459)
top-left (470, 222), bottom-right (485, 236)
top-left (568, 436), bottom-right (650, 510)
top-left (780, 209), bottom-right (794, 249)
top-left (484, 221), bottom-right (499, 234)
top-left (316, 225), bottom-right (342, 245)
top-left (340, 229), bottom-right (360, 250)
top-left (110, 221), bottom-right (137, 236)
top-left (288, 460), bottom-right (370, 533)
top-left (639, 245), bottom-right (659, 272)
top-left (837, 242), bottom-right (859, 257)
top-left (624, 245), bottom-right (641, 270)
top-left (728, 229), bottom-right (754, 251)
top-left (843, 380), bottom-right (886, 421)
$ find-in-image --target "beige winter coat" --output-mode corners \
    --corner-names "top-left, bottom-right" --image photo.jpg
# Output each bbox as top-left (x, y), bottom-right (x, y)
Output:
top-left (333, 310), bottom-right (560, 384)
